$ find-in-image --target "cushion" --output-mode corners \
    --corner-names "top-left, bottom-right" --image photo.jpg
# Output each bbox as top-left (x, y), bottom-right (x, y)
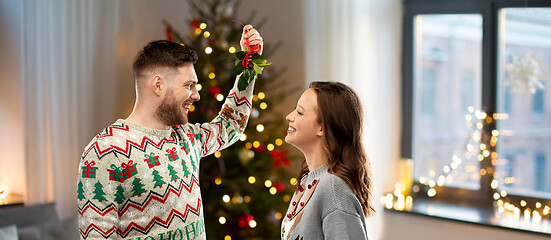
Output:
top-left (0, 224), bottom-right (18, 240)
top-left (0, 203), bottom-right (58, 228)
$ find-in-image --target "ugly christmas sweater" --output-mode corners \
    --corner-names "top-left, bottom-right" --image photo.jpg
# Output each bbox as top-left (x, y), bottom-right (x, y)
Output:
top-left (77, 77), bottom-right (254, 240)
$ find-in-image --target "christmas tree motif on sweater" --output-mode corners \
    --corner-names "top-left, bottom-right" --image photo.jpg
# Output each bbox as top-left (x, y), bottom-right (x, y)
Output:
top-left (152, 170), bottom-right (166, 188)
top-left (166, 147), bottom-right (179, 162)
top-left (190, 154), bottom-right (197, 172)
top-left (144, 152), bottom-right (160, 168)
top-left (81, 160), bottom-right (97, 178)
top-left (131, 177), bottom-right (147, 197)
top-left (93, 181), bottom-right (107, 202)
top-left (168, 164), bottom-right (180, 182)
top-left (114, 184), bottom-right (125, 204)
top-left (77, 181), bottom-right (85, 201)
top-left (182, 159), bottom-right (190, 178)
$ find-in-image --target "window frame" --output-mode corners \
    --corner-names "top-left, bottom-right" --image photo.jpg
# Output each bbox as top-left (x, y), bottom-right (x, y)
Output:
top-left (401, 0), bottom-right (551, 210)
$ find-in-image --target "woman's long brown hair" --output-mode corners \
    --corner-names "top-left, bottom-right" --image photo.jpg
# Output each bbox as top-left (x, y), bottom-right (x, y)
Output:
top-left (296, 81), bottom-right (375, 217)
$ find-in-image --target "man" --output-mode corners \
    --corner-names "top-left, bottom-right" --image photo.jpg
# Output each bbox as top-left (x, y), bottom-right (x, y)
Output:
top-left (77, 25), bottom-right (262, 240)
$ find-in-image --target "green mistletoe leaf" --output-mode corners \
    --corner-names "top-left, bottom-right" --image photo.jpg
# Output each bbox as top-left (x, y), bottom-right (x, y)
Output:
top-left (238, 68), bottom-right (255, 91)
top-left (253, 62), bottom-right (263, 75)
top-left (236, 51), bottom-right (246, 60)
top-left (232, 63), bottom-right (245, 75)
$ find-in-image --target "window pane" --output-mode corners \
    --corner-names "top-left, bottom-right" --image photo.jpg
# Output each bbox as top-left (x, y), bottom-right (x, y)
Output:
top-left (496, 8), bottom-right (551, 197)
top-left (413, 14), bottom-right (483, 190)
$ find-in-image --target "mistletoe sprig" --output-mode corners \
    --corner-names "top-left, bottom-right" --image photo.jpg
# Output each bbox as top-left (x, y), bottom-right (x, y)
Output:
top-left (232, 44), bottom-right (272, 91)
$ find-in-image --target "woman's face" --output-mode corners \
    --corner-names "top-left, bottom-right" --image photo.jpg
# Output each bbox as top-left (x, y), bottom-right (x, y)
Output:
top-left (285, 89), bottom-right (323, 152)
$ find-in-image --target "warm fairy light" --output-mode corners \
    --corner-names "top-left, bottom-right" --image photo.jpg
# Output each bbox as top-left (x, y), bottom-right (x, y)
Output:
top-left (428, 180), bottom-right (436, 188)
top-left (480, 169), bottom-right (487, 176)
top-left (260, 102), bottom-right (267, 109)
top-left (196, 84), bottom-right (202, 91)
top-left (244, 196), bottom-right (251, 203)
top-left (253, 141), bottom-right (260, 148)
top-left (200, 23), bottom-right (207, 29)
top-left (258, 92), bottom-right (265, 99)
top-left (240, 134), bottom-right (247, 141)
top-left (225, 235), bottom-right (231, 240)
top-left (386, 193), bottom-right (393, 202)
top-left (245, 142), bottom-right (252, 149)
top-left (443, 166), bottom-right (450, 173)
top-left (195, 28), bottom-right (201, 34)
top-left (215, 178), bottom-right (222, 185)
top-left (189, 105), bottom-right (195, 112)
top-left (205, 47), bottom-right (213, 54)
top-left (256, 124), bottom-right (264, 132)
top-left (290, 178), bottom-right (297, 185)
top-left (219, 216), bottom-right (226, 224)
top-left (0, 185), bottom-right (8, 203)
top-left (203, 31), bottom-right (211, 38)
top-left (208, 72), bottom-right (216, 79)
top-left (466, 144), bottom-right (474, 152)
top-left (267, 144), bottom-right (274, 151)
top-left (468, 106), bottom-right (475, 112)
top-left (482, 150), bottom-right (490, 157)
top-left (543, 206), bottom-right (550, 215)
top-left (283, 195), bottom-right (291, 202)
top-left (477, 122), bottom-right (483, 129)
top-left (477, 154), bottom-right (484, 161)
top-left (493, 193), bottom-right (500, 200)
top-left (248, 176), bottom-right (256, 184)
top-left (480, 143), bottom-right (487, 150)
top-left (269, 187), bottom-right (277, 195)
top-left (500, 190), bottom-right (507, 197)
top-left (491, 179), bottom-right (498, 189)
top-left (275, 138), bottom-right (283, 146)
top-left (520, 200), bottom-right (527, 207)
top-left (275, 212), bottom-right (282, 220)
top-left (419, 177), bottom-right (426, 184)
top-left (249, 220), bottom-right (257, 228)
top-left (228, 47), bottom-right (236, 53)
top-left (252, 95), bottom-right (259, 101)
top-left (429, 170), bottom-right (436, 177)
top-left (536, 202), bottom-right (542, 208)
top-left (427, 188), bottom-right (436, 197)
top-left (265, 180), bottom-right (272, 188)
top-left (216, 94), bottom-right (224, 101)
top-left (214, 151), bottom-right (222, 158)
top-left (223, 195), bottom-right (230, 203)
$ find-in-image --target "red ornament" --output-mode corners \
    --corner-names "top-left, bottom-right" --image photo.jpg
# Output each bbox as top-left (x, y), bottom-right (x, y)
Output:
top-left (165, 26), bottom-right (173, 42)
top-left (208, 87), bottom-right (221, 97)
top-left (253, 144), bottom-right (266, 153)
top-left (273, 183), bottom-right (285, 192)
top-left (271, 148), bottom-right (290, 168)
top-left (189, 20), bottom-right (201, 29)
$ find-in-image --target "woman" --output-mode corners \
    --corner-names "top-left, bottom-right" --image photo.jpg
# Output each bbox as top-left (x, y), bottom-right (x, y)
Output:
top-left (281, 81), bottom-right (375, 240)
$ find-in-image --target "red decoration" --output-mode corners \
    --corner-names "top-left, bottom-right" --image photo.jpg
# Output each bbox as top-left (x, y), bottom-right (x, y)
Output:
top-left (253, 144), bottom-right (266, 153)
top-left (190, 20), bottom-right (201, 29)
top-left (144, 152), bottom-right (160, 168)
top-left (271, 149), bottom-right (290, 168)
top-left (165, 26), bottom-right (174, 42)
top-left (81, 160), bottom-right (97, 178)
top-left (166, 147), bottom-right (179, 162)
top-left (108, 164), bottom-right (125, 183)
top-left (208, 87), bottom-right (221, 97)
top-left (273, 183), bottom-right (285, 193)
top-left (121, 160), bottom-right (137, 179)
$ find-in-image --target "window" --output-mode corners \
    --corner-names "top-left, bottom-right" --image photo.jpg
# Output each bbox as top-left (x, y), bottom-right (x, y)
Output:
top-left (401, 0), bottom-right (551, 235)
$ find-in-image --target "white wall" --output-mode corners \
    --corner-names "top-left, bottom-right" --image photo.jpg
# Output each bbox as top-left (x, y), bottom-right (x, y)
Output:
top-left (0, 0), bottom-right (26, 199)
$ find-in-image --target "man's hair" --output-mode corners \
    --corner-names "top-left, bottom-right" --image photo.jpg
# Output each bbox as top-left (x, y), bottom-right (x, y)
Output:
top-left (132, 40), bottom-right (199, 80)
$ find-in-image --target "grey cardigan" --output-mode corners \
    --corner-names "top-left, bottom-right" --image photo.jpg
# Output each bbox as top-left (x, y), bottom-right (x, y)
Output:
top-left (281, 165), bottom-right (369, 240)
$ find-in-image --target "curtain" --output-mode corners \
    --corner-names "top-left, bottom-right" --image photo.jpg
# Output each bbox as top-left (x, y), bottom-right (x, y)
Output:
top-left (22, 0), bottom-right (120, 219)
top-left (303, 0), bottom-right (402, 239)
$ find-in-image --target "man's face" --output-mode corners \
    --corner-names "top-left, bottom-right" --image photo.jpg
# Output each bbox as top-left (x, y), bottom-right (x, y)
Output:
top-left (154, 64), bottom-right (200, 126)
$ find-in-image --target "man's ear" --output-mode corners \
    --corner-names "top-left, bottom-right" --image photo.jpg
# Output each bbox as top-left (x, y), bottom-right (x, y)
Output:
top-left (151, 75), bottom-right (163, 96)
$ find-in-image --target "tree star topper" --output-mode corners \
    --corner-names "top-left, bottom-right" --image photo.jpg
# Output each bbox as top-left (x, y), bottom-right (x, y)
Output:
top-left (505, 52), bottom-right (545, 96)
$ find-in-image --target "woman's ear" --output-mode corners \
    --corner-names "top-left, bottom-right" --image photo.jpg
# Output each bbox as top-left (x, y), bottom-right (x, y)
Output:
top-left (317, 126), bottom-right (324, 137)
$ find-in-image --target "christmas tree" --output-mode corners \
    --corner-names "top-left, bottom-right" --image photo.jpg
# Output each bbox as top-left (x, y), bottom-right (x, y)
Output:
top-left (132, 177), bottom-right (147, 197)
top-left (114, 184), bottom-right (125, 204)
top-left (163, 0), bottom-right (298, 239)
top-left (93, 181), bottom-right (107, 202)
top-left (77, 181), bottom-right (85, 201)
top-left (152, 170), bottom-right (166, 188)
top-left (168, 164), bottom-right (180, 182)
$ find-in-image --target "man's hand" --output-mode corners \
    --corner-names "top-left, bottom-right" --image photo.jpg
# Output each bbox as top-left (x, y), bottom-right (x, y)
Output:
top-left (240, 25), bottom-right (263, 55)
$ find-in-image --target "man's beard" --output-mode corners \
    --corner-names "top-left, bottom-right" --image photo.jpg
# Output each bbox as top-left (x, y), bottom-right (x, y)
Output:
top-left (155, 93), bottom-right (188, 126)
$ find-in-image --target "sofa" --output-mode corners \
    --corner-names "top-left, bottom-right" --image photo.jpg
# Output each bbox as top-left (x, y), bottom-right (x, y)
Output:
top-left (0, 203), bottom-right (78, 240)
